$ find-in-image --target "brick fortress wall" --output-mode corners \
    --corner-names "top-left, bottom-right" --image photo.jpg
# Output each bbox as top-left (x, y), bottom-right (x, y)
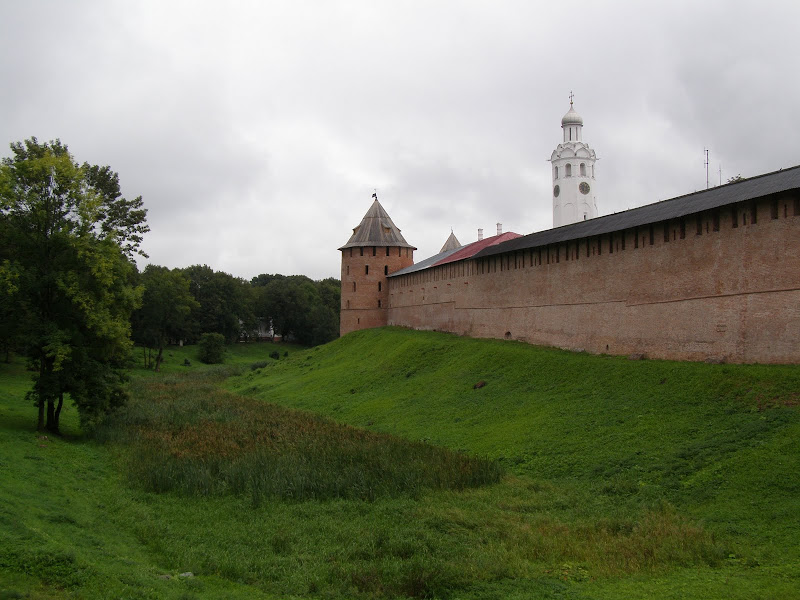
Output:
top-left (386, 194), bottom-right (800, 363)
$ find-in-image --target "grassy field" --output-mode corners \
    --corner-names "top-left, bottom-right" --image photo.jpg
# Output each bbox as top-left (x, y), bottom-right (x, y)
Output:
top-left (1, 329), bottom-right (799, 598)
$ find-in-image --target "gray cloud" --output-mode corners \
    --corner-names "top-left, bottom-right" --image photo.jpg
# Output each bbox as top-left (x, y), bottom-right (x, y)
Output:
top-left (2, 0), bottom-right (798, 280)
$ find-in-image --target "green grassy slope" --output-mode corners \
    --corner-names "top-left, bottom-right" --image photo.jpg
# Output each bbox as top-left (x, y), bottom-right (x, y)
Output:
top-left (229, 327), bottom-right (800, 597)
top-left (1, 329), bottom-right (798, 599)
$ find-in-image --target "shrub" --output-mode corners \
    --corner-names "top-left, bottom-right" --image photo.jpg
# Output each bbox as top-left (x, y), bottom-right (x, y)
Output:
top-left (269, 351), bottom-right (280, 360)
top-left (250, 360), bottom-right (268, 371)
top-left (198, 333), bottom-right (226, 364)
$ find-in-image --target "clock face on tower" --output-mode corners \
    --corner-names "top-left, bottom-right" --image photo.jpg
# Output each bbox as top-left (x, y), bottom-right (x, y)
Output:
top-left (579, 182), bottom-right (591, 195)
top-left (553, 185), bottom-right (560, 197)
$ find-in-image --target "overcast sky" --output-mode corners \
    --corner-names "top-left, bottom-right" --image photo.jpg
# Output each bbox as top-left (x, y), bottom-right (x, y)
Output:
top-left (2, 1), bottom-right (799, 280)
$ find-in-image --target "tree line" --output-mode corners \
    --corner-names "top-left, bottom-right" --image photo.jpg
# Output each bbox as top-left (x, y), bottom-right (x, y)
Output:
top-left (132, 265), bottom-right (340, 371)
top-left (1, 137), bottom-right (339, 434)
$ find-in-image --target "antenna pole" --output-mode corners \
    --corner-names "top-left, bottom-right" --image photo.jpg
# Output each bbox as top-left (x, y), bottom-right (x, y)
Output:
top-left (704, 148), bottom-right (710, 189)
top-left (719, 164), bottom-right (722, 186)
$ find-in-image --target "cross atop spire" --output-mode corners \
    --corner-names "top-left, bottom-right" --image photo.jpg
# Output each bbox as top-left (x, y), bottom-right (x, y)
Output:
top-left (569, 90), bottom-right (574, 106)
top-left (372, 189), bottom-right (378, 201)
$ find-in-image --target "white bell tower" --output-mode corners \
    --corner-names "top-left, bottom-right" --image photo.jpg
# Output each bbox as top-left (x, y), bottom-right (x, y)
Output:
top-left (549, 93), bottom-right (598, 227)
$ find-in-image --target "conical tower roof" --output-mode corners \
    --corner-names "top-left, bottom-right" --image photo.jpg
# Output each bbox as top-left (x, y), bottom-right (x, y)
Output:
top-left (339, 194), bottom-right (416, 250)
top-left (439, 230), bottom-right (462, 253)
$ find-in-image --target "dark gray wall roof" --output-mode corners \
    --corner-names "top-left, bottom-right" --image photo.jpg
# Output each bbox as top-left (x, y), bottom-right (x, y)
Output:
top-left (474, 165), bottom-right (800, 259)
top-left (339, 198), bottom-right (416, 250)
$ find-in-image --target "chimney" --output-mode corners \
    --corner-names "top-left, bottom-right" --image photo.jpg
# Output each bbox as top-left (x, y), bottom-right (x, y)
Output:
top-left (477, 228), bottom-right (483, 241)
top-left (497, 223), bottom-right (502, 236)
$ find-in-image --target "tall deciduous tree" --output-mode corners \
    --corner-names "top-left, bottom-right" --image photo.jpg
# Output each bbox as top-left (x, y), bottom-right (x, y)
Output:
top-left (253, 274), bottom-right (340, 346)
top-left (0, 259), bottom-right (22, 362)
top-left (182, 265), bottom-right (252, 343)
top-left (0, 137), bottom-right (148, 433)
top-left (131, 265), bottom-right (198, 371)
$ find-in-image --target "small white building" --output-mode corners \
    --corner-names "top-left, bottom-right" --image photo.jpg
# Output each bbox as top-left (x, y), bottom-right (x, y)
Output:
top-left (549, 97), bottom-right (599, 227)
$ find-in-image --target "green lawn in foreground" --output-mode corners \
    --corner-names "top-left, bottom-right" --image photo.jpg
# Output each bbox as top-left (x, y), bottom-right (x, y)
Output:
top-left (1, 329), bottom-right (799, 599)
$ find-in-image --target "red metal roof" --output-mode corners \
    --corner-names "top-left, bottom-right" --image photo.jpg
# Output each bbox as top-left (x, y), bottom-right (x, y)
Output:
top-left (432, 232), bottom-right (521, 267)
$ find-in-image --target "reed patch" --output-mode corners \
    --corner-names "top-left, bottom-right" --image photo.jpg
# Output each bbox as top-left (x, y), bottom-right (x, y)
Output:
top-left (98, 369), bottom-right (503, 503)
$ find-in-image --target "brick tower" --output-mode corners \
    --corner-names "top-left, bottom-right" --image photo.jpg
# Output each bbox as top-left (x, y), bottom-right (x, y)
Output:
top-left (339, 193), bottom-right (415, 336)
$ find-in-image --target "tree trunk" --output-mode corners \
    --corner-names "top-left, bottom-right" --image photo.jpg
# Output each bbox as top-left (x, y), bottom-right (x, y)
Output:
top-left (37, 398), bottom-right (45, 431)
top-left (46, 397), bottom-right (57, 434)
top-left (53, 392), bottom-right (64, 433)
top-left (155, 346), bottom-right (163, 372)
top-left (37, 359), bottom-right (46, 431)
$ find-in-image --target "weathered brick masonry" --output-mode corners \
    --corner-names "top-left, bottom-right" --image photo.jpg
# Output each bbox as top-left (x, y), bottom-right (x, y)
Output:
top-left (383, 178), bottom-right (800, 363)
top-left (340, 244), bottom-right (413, 334)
